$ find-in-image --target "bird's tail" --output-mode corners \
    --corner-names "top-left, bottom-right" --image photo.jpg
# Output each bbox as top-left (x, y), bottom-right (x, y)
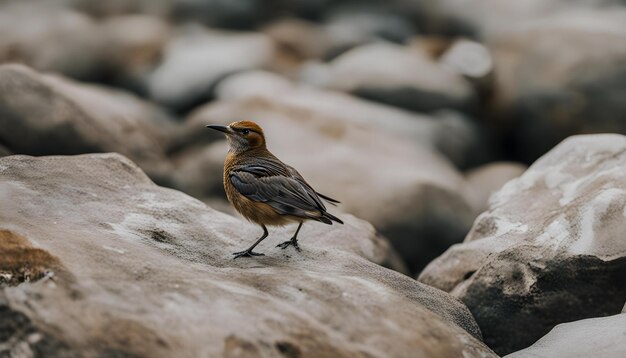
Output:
top-left (317, 192), bottom-right (340, 206)
top-left (321, 211), bottom-right (344, 225)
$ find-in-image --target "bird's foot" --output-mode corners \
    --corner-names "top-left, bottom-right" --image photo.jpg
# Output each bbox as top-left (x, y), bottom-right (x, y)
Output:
top-left (232, 249), bottom-right (265, 259)
top-left (276, 238), bottom-right (301, 252)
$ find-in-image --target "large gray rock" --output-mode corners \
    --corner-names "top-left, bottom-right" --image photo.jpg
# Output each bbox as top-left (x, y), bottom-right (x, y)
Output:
top-left (419, 134), bottom-right (626, 355)
top-left (301, 42), bottom-right (476, 113)
top-left (173, 71), bottom-right (478, 273)
top-left (506, 314), bottom-right (626, 358)
top-left (0, 64), bottom-right (176, 181)
top-left (0, 153), bottom-right (495, 358)
top-left (487, 9), bottom-right (626, 162)
top-left (147, 26), bottom-right (275, 112)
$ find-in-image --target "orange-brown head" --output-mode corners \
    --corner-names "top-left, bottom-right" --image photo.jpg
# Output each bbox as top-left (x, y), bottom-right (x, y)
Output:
top-left (206, 120), bottom-right (266, 153)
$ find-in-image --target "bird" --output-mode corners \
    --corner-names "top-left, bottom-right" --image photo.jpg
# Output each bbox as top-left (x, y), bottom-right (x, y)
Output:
top-left (206, 120), bottom-right (343, 259)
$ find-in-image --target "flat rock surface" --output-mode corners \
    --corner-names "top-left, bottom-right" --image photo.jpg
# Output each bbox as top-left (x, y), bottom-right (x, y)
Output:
top-left (0, 153), bottom-right (494, 358)
top-left (419, 134), bottom-right (626, 355)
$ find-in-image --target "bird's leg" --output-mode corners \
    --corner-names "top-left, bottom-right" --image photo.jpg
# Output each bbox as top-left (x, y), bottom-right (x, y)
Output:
top-left (276, 222), bottom-right (303, 252)
top-left (233, 225), bottom-right (269, 259)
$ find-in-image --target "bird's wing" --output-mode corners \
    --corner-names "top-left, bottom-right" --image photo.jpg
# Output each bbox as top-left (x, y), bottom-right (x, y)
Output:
top-left (229, 161), bottom-right (327, 219)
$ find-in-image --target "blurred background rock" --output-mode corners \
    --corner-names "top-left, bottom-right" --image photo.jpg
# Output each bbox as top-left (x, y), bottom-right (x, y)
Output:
top-left (1, 0), bottom-right (625, 274)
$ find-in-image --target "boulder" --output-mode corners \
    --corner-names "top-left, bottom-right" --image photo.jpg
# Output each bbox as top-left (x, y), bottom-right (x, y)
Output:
top-left (506, 314), bottom-right (626, 358)
top-left (147, 26), bottom-right (275, 112)
top-left (419, 134), bottom-right (626, 355)
top-left (300, 42), bottom-right (476, 113)
top-left (487, 9), bottom-right (626, 163)
top-left (464, 162), bottom-right (527, 213)
top-left (173, 71), bottom-right (478, 273)
top-left (0, 153), bottom-right (495, 357)
top-left (0, 2), bottom-right (107, 81)
top-left (0, 64), bottom-right (176, 181)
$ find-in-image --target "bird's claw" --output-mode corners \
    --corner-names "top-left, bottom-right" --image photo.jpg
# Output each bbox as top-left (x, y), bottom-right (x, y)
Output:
top-left (232, 250), bottom-right (265, 259)
top-left (276, 239), bottom-right (301, 252)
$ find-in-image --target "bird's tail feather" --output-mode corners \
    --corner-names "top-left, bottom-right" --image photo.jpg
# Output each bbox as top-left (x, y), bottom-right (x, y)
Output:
top-left (322, 211), bottom-right (344, 225)
top-left (317, 192), bottom-right (340, 206)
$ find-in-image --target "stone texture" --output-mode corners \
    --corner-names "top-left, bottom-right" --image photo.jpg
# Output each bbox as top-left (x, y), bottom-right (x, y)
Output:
top-left (300, 42), bottom-right (476, 113)
top-left (0, 64), bottom-right (176, 182)
top-left (173, 71), bottom-right (478, 273)
top-left (506, 314), bottom-right (626, 358)
top-left (147, 26), bottom-right (275, 112)
top-left (419, 134), bottom-right (626, 355)
top-left (0, 153), bottom-right (495, 358)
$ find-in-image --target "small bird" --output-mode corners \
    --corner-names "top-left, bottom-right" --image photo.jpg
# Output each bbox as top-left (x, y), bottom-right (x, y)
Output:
top-left (207, 120), bottom-right (343, 259)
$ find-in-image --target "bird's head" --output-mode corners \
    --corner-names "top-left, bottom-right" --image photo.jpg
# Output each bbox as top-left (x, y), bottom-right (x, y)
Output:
top-left (206, 120), bottom-right (266, 153)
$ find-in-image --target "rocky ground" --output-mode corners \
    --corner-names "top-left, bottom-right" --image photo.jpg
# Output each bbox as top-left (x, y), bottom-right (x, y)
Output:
top-left (1, 0), bottom-right (626, 357)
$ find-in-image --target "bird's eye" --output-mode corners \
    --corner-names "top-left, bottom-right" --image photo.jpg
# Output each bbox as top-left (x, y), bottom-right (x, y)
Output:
top-left (242, 129), bottom-right (250, 135)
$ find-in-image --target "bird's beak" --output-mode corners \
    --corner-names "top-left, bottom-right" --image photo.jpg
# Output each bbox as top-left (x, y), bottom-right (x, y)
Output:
top-left (206, 125), bottom-right (233, 135)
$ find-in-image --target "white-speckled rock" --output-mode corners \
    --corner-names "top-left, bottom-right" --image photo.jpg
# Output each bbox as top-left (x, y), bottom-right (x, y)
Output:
top-left (419, 134), bottom-right (626, 355)
top-left (0, 153), bottom-right (494, 358)
top-left (506, 314), bottom-right (626, 358)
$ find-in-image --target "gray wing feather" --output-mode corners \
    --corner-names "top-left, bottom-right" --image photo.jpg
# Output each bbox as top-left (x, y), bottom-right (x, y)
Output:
top-left (229, 160), bottom-right (326, 219)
